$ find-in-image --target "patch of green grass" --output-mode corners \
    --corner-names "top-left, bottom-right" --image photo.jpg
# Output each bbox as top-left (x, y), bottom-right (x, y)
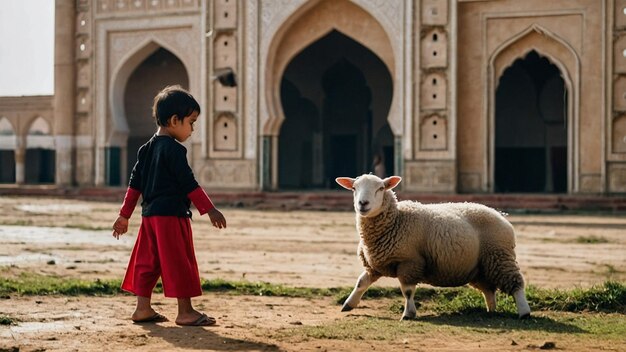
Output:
top-left (0, 219), bottom-right (33, 226)
top-left (65, 224), bottom-right (111, 231)
top-left (292, 316), bottom-right (425, 341)
top-left (0, 273), bottom-right (123, 296)
top-left (385, 282), bottom-right (626, 315)
top-left (575, 236), bottom-right (609, 244)
top-left (200, 278), bottom-right (344, 298)
top-left (0, 273), bottom-right (623, 315)
top-left (0, 315), bottom-right (15, 325)
top-left (526, 281), bottom-right (625, 313)
top-left (286, 311), bottom-right (626, 343)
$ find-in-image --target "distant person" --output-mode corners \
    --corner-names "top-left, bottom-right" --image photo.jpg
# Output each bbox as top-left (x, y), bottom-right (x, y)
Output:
top-left (372, 153), bottom-right (386, 178)
top-left (112, 85), bottom-right (227, 326)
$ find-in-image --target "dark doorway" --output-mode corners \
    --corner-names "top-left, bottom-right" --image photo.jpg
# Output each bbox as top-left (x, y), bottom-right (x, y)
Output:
top-left (0, 150), bottom-right (15, 183)
top-left (25, 148), bottom-right (55, 184)
top-left (279, 30), bottom-right (393, 189)
top-left (278, 80), bottom-right (318, 189)
top-left (495, 50), bottom-right (567, 193)
top-left (123, 47), bottom-right (189, 183)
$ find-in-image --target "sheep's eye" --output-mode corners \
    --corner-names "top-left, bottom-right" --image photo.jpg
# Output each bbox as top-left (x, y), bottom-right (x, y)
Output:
top-left (378, 187), bottom-right (384, 192)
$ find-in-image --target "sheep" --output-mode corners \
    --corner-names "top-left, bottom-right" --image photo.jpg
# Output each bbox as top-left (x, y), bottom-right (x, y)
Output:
top-left (336, 174), bottom-right (531, 320)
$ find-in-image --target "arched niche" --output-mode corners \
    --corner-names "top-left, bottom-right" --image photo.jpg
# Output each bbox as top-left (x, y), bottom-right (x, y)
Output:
top-left (420, 114), bottom-right (447, 151)
top-left (421, 72), bottom-right (447, 110)
top-left (214, 114), bottom-right (237, 151)
top-left (109, 39), bottom-right (190, 147)
top-left (488, 24), bottom-right (579, 193)
top-left (264, 0), bottom-right (395, 136)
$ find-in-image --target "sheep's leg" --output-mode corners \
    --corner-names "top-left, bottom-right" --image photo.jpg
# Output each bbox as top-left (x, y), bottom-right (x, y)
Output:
top-left (513, 288), bottom-right (531, 319)
top-left (481, 251), bottom-right (530, 319)
top-left (400, 282), bottom-right (417, 320)
top-left (342, 271), bottom-right (379, 312)
top-left (482, 289), bottom-right (496, 312)
top-left (470, 281), bottom-right (497, 312)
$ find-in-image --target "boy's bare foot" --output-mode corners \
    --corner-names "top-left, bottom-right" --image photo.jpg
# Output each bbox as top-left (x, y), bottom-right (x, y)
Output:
top-left (175, 311), bottom-right (216, 326)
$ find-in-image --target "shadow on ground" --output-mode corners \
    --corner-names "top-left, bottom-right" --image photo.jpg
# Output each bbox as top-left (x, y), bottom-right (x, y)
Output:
top-left (417, 309), bottom-right (586, 334)
top-left (139, 324), bottom-right (283, 351)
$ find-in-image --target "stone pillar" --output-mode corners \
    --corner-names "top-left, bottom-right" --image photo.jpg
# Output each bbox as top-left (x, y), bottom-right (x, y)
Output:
top-left (14, 141), bottom-right (25, 184)
top-left (53, 0), bottom-right (76, 186)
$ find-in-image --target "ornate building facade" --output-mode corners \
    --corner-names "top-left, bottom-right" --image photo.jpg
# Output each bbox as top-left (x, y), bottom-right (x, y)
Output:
top-left (1, 0), bottom-right (625, 194)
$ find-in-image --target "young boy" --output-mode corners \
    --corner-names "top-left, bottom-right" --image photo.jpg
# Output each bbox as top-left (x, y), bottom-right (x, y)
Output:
top-left (112, 85), bottom-right (226, 326)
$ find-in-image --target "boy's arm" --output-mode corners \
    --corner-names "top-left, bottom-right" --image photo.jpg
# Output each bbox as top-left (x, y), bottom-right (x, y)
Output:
top-left (188, 187), bottom-right (226, 228)
top-left (113, 187), bottom-right (140, 239)
top-left (119, 187), bottom-right (141, 219)
top-left (187, 186), bottom-right (215, 215)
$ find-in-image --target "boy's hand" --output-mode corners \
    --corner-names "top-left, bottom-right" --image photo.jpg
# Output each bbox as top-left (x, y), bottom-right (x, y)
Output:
top-left (112, 216), bottom-right (129, 240)
top-left (208, 208), bottom-right (227, 229)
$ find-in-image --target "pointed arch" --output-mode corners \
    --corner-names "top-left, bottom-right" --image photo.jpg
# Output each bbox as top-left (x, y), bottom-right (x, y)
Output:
top-left (108, 38), bottom-right (190, 146)
top-left (0, 117), bottom-right (15, 135)
top-left (487, 24), bottom-right (580, 193)
top-left (26, 116), bottom-right (55, 149)
top-left (264, 0), bottom-right (395, 136)
top-left (0, 117), bottom-right (17, 152)
top-left (27, 116), bottom-right (52, 135)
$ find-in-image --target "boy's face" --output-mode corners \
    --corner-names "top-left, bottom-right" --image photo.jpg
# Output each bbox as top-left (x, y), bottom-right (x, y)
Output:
top-left (169, 111), bottom-right (198, 142)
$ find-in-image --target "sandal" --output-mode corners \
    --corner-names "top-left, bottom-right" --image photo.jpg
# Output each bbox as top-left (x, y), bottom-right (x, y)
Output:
top-left (132, 312), bottom-right (169, 323)
top-left (175, 313), bottom-right (216, 327)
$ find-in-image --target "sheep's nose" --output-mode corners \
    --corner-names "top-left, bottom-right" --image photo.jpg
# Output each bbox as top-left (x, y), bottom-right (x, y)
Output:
top-left (358, 200), bottom-right (369, 207)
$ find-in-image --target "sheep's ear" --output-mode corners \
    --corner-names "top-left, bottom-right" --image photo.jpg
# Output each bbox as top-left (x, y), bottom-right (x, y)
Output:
top-left (336, 177), bottom-right (356, 190)
top-left (384, 176), bottom-right (402, 190)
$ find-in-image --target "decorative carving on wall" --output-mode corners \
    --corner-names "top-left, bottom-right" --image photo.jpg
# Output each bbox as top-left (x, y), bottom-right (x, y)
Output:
top-left (244, 0), bottom-right (259, 159)
top-left (214, 82), bottom-right (237, 112)
top-left (420, 114), bottom-right (447, 151)
top-left (354, 0), bottom-right (403, 35)
top-left (214, 33), bottom-right (237, 69)
top-left (404, 161), bottom-right (454, 192)
top-left (215, 0), bottom-right (237, 29)
top-left (108, 28), bottom-right (198, 76)
top-left (75, 1), bottom-right (93, 149)
top-left (421, 0), bottom-right (448, 26)
top-left (213, 114), bottom-right (237, 151)
top-left (613, 114), bottom-right (626, 153)
top-left (200, 159), bottom-right (256, 187)
top-left (421, 28), bottom-right (447, 69)
top-left (211, 0), bottom-right (240, 157)
top-left (421, 72), bottom-right (447, 110)
top-left (96, 0), bottom-right (198, 15)
top-left (608, 164), bottom-right (626, 192)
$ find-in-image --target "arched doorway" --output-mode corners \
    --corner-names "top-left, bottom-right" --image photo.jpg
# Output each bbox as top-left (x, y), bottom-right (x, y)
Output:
top-left (279, 30), bottom-right (392, 189)
top-left (495, 50), bottom-right (567, 193)
top-left (0, 117), bottom-right (16, 183)
top-left (25, 117), bottom-right (55, 184)
top-left (123, 47), bottom-right (189, 182)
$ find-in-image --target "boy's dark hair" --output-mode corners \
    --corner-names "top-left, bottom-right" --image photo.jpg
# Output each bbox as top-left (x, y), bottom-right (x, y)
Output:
top-left (152, 85), bottom-right (201, 126)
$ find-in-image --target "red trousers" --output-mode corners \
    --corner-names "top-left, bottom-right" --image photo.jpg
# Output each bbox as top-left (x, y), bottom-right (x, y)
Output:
top-left (121, 216), bottom-right (202, 298)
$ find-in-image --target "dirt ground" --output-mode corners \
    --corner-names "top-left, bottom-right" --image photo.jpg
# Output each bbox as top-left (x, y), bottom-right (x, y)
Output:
top-left (0, 196), bottom-right (625, 351)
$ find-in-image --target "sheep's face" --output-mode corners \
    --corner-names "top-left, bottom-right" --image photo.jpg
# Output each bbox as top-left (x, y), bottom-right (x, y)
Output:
top-left (336, 174), bottom-right (402, 218)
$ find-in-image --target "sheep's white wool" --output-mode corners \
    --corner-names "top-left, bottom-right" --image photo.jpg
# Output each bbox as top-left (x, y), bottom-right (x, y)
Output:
top-left (336, 174), bottom-right (531, 319)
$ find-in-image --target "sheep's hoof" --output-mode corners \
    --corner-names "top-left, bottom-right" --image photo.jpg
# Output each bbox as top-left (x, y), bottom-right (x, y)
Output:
top-left (401, 315), bottom-right (416, 321)
top-left (341, 304), bottom-right (354, 312)
top-left (519, 313), bottom-right (531, 320)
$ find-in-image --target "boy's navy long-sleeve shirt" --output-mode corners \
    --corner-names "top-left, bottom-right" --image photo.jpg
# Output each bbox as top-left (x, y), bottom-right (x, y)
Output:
top-left (128, 135), bottom-right (199, 218)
